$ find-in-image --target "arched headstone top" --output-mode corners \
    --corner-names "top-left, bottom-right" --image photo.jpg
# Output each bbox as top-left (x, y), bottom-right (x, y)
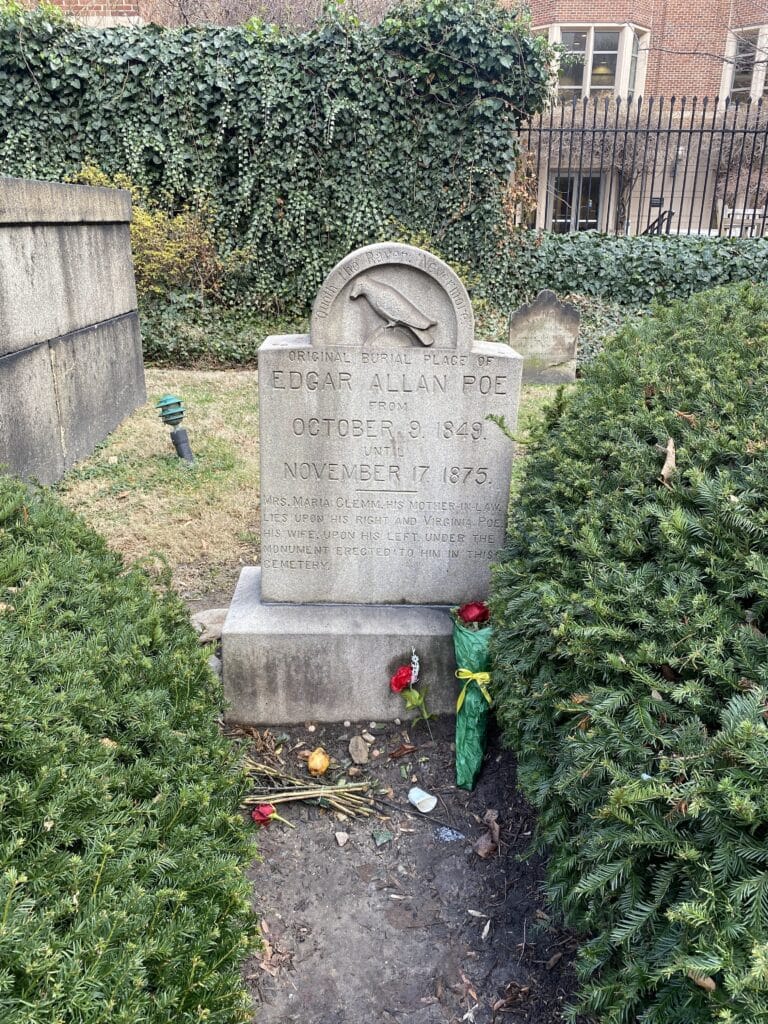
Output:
top-left (311, 243), bottom-right (474, 350)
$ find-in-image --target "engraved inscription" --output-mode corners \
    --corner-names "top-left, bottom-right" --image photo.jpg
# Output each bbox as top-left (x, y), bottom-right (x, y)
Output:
top-left (260, 242), bottom-right (522, 603)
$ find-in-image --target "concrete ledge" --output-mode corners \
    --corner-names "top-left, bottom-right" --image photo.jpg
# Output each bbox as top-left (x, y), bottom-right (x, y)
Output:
top-left (53, 313), bottom-right (146, 468)
top-left (222, 567), bottom-right (459, 724)
top-left (0, 177), bottom-right (131, 225)
top-left (0, 312), bottom-right (145, 485)
top-left (0, 222), bottom-right (137, 355)
top-left (0, 345), bottom-right (64, 483)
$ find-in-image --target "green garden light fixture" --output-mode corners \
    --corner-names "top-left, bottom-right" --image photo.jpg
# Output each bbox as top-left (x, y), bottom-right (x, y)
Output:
top-left (156, 394), bottom-right (195, 464)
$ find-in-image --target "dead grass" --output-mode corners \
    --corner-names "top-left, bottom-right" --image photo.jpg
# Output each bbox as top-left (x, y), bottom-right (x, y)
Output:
top-left (58, 369), bottom-right (259, 603)
top-left (58, 372), bottom-right (563, 604)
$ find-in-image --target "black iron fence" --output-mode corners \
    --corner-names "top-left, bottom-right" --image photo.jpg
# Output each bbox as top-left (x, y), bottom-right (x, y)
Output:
top-left (517, 96), bottom-right (768, 238)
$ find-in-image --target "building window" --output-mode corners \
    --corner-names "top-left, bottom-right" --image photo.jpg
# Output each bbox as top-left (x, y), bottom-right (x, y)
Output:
top-left (551, 174), bottom-right (602, 232)
top-left (558, 29), bottom-right (587, 100)
top-left (628, 33), bottom-right (640, 98)
top-left (591, 30), bottom-right (620, 92)
top-left (727, 27), bottom-right (768, 102)
top-left (547, 24), bottom-right (649, 100)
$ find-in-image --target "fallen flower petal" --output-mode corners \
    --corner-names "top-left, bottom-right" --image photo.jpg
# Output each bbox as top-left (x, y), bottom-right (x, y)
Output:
top-left (251, 803), bottom-right (276, 827)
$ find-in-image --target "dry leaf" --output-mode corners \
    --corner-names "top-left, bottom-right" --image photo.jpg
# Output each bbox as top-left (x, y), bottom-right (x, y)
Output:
top-left (473, 810), bottom-right (500, 859)
top-left (0, 603), bottom-right (12, 614)
top-left (389, 743), bottom-right (417, 759)
top-left (546, 951), bottom-right (563, 970)
top-left (687, 972), bottom-right (716, 992)
top-left (675, 410), bottom-right (697, 427)
top-left (492, 982), bottom-right (531, 1017)
top-left (660, 437), bottom-right (676, 485)
top-left (307, 747), bottom-right (330, 776)
top-left (481, 919), bottom-right (491, 941)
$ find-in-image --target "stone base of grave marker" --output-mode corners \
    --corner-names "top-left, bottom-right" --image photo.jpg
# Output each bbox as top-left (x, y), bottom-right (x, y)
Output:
top-left (222, 568), bottom-right (457, 724)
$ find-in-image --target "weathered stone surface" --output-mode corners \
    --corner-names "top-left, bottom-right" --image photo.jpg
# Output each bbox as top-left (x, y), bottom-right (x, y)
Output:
top-left (259, 242), bottom-right (522, 605)
top-left (222, 568), bottom-right (457, 725)
top-left (0, 223), bottom-right (137, 355)
top-left (53, 314), bottom-right (145, 467)
top-left (191, 607), bottom-right (230, 643)
top-left (348, 736), bottom-right (370, 764)
top-left (0, 345), bottom-right (64, 483)
top-left (0, 176), bottom-right (144, 485)
top-left (0, 315), bottom-right (145, 485)
top-left (0, 177), bottom-right (131, 225)
top-left (508, 289), bottom-right (579, 383)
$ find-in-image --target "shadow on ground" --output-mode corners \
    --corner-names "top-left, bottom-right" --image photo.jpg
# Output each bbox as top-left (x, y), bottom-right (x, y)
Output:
top-left (240, 717), bottom-right (579, 1024)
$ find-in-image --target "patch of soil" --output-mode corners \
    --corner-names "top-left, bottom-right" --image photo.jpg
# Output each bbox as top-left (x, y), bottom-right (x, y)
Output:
top-left (241, 717), bottom-right (579, 1024)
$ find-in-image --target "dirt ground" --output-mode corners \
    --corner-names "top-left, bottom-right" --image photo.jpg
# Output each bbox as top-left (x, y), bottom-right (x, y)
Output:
top-left (239, 717), bottom-right (579, 1024)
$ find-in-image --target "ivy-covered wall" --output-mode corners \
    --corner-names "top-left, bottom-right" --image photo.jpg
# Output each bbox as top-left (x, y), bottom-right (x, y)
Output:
top-left (0, 0), bottom-right (553, 309)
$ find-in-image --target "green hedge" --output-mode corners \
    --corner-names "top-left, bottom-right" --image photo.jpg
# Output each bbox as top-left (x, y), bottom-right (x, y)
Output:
top-left (0, 0), bottom-right (552, 310)
top-left (492, 283), bottom-right (768, 1023)
top-left (0, 477), bottom-right (256, 1024)
top-left (487, 232), bottom-right (768, 310)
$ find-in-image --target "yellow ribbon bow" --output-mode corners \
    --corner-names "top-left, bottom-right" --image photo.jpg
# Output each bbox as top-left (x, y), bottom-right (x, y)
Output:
top-left (455, 669), bottom-right (493, 712)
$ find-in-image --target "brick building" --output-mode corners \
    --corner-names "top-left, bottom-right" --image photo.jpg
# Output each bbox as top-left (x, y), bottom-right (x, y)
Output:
top-left (39, 0), bottom-right (141, 25)
top-left (528, 0), bottom-right (768, 102)
top-left (523, 0), bottom-right (768, 236)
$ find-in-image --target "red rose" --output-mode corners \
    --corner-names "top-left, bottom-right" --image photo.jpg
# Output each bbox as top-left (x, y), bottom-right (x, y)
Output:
top-left (251, 803), bottom-right (276, 828)
top-left (390, 665), bottom-right (413, 693)
top-left (458, 601), bottom-right (490, 624)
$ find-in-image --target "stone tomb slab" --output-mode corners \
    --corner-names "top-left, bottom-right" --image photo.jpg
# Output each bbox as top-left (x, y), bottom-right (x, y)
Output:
top-left (259, 242), bottom-right (522, 605)
top-left (508, 289), bottom-right (579, 383)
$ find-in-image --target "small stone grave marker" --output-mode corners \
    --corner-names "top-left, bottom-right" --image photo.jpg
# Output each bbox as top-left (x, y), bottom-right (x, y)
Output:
top-left (508, 289), bottom-right (578, 383)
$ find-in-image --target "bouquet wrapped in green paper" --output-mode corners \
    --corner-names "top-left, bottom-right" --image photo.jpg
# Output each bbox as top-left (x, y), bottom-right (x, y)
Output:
top-left (451, 601), bottom-right (492, 790)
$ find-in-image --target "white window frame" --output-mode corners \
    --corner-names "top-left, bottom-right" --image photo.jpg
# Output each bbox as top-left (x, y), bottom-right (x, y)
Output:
top-left (721, 26), bottom-right (768, 102)
top-left (536, 23), bottom-right (650, 100)
top-left (548, 171), bottom-right (604, 232)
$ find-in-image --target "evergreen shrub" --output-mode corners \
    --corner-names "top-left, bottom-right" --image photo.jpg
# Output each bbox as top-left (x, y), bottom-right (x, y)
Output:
top-left (486, 231), bottom-right (768, 310)
top-left (0, 477), bottom-right (257, 1024)
top-left (492, 283), bottom-right (768, 1023)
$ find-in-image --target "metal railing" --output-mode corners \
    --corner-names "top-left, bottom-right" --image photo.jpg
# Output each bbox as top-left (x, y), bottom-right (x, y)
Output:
top-left (518, 96), bottom-right (768, 237)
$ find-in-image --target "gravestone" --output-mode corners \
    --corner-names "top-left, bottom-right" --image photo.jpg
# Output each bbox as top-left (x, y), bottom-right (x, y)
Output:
top-left (508, 289), bottom-right (579, 383)
top-left (222, 243), bottom-right (522, 724)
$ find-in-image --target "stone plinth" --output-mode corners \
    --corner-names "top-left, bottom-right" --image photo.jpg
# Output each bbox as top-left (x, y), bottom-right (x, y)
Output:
top-left (222, 568), bottom-right (457, 724)
top-left (508, 289), bottom-right (579, 383)
top-left (0, 176), bottom-right (145, 484)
